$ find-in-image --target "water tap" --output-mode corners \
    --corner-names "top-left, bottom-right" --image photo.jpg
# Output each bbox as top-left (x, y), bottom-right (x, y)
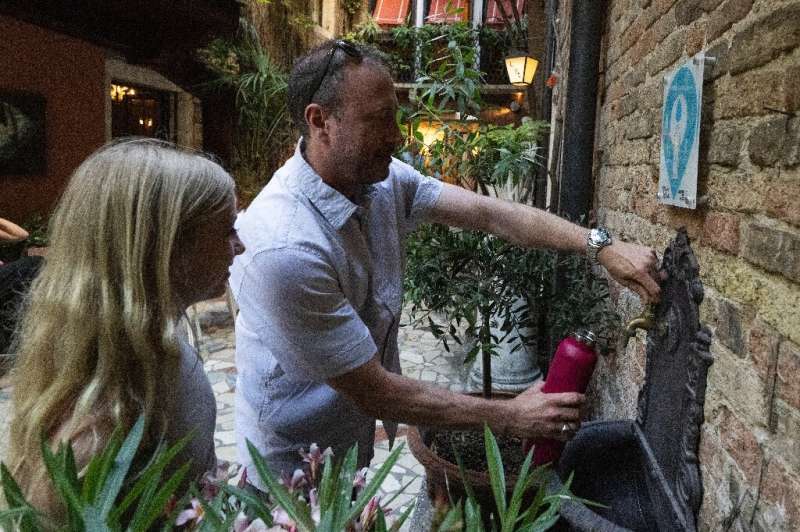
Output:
top-left (617, 304), bottom-right (656, 353)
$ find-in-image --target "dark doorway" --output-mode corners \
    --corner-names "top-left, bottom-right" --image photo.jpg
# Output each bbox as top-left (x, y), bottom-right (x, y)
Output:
top-left (110, 82), bottom-right (176, 141)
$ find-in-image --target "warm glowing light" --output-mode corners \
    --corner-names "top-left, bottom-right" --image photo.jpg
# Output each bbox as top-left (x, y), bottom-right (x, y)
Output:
top-left (504, 53), bottom-right (538, 87)
top-left (110, 84), bottom-right (136, 102)
top-left (139, 119), bottom-right (144, 125)
top-left (417, 121), bottom-right (446, 148)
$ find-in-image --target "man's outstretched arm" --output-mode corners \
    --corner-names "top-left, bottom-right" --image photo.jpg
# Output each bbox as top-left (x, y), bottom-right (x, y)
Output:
top-left (427, 183), bottom-right (663, 304)
top-left (328, 356), bottom-right (585, 441)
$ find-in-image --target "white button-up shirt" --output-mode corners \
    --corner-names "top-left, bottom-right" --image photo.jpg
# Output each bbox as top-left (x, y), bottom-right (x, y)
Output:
top-left (230, 142), bottom-right (442, 485)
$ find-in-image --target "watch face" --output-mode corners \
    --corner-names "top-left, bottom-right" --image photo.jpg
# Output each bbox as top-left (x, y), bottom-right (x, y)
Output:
top-left (590, 228), bottom-right (611, 246)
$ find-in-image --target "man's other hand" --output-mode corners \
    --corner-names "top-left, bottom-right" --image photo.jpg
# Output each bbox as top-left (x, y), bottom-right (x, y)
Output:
top-left (598, 240), bottom-right (664, 304)
top-left (509, 381), bottom-right (585, 441)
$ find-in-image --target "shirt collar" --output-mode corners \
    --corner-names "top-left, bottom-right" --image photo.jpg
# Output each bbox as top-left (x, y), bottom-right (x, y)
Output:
top-left (284, 139), bottom-right (378, 230)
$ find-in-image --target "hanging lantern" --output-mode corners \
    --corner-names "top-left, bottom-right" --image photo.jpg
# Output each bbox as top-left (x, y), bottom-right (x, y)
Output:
top-left (504, 51), bottom-right (538, 87)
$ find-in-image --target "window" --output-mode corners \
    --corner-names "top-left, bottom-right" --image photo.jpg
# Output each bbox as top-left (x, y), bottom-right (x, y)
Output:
top-left (110, 82), bottom-right (175, 141)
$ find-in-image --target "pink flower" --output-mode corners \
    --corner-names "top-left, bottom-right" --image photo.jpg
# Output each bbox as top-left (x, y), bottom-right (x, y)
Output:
top-left (199, 460), bottom-right (238, 500)
top-left (309, 488), bottom-right (321, 524)
top-left (299, 443), bottom-right (333, 481)
top-left (280, 469), bottom-right (308, 494)
top-left (175, 498), bottom-right (205, 527)
top-left (234, 513), bottom-right (273, 532)
top-left (358, 496), bottom-right (381, 530)
top-left (271, 508), bottom-right (297, 531)
top-left (353, 467), bottom-right (369, 491)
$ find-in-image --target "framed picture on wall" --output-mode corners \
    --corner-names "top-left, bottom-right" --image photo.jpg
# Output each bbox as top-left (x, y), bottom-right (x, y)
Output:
top-left (0, 90), bottom-right (46, 175)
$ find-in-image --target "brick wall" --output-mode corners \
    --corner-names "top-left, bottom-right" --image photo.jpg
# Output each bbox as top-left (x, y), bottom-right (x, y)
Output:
top-left (553, 1), bottom-right (800, 530)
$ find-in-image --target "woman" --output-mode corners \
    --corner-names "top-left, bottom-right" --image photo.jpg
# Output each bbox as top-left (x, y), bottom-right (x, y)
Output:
top-left (6, 138), bottom-right (244, 517)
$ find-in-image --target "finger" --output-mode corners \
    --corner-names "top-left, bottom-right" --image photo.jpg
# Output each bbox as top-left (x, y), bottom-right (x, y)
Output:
top-left (532, 380), bottom-right (544, 392)
top-left (551, 406), bottom-right (582, 422)
top-left (546, 391), bottom-right (586, 407)
top-left (637, 271), bottom-right (662, 302)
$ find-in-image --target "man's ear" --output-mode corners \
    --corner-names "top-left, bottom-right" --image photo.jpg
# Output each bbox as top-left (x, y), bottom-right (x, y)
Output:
top-left (305, 103), bottom-right (329, 142)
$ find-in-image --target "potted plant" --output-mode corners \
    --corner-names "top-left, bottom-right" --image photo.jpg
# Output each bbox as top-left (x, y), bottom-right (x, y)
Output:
top-left (393, 19), bottom-right (620, 513)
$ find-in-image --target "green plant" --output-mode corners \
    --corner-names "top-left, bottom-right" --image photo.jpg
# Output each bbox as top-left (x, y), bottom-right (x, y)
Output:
top-left (199, 19), bottom-right (295, 206)
top-left (0, 417), bottom-right (413, 531)
top-left (341, 0), bottom-right (363, 17)
top-left (398, 18), bottom-right (618, 396)
top-left (0, 416), bottom-right (191, 531)
top-left (0, 417), bottom-right (591, 532)
top-left (15, 214), bottom-right (49, 248)
top-left (431, 425), bottom-right (592, 531)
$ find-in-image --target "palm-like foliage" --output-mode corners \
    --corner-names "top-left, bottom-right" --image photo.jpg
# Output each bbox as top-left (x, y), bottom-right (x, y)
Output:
top-left (199, 19), bottom-right (295, 205)
top-left (0, 416), bottom-right (190, 531)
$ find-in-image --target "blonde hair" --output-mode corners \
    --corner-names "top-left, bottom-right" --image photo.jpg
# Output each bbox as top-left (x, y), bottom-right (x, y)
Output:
top-left (7, 138), bottom-right (235, 502)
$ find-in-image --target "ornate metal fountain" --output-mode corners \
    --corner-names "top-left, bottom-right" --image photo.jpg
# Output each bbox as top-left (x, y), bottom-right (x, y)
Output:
top-left (548, 228), bottom-right (714, 531)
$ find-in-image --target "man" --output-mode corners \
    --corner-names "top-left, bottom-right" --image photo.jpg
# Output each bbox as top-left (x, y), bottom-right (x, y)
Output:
top-left (230, 40), bottom-right (661, 490)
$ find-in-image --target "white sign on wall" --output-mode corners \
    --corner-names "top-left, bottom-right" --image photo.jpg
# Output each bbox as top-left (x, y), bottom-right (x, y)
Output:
top-left (658, 52), bottom-right (706, 209)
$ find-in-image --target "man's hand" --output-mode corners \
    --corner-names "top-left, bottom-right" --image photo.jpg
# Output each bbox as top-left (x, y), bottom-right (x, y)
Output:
top-left (598, 240), bottom-right (664, 304)
top-left (507, 381), bottom-right (585, 441)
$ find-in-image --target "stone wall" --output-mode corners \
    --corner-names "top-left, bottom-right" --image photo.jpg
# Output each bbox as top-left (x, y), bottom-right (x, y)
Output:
top-left (553, 1), bottom-right (800, 530)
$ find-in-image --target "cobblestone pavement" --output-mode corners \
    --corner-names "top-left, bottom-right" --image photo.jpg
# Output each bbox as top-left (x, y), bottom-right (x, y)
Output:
top-left (0, 297), bottom-right (464, 528)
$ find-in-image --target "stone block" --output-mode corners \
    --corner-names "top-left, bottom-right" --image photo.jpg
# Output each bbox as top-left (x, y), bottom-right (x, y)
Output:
top-left (699, 249), bottom-right (800, 346)
top-left (618, 14), bottom-right (649, 59)
top-left (765, 178), bottom-right (800, 228)
top-left (687, 21), bottom-right (707, 56)
top-left (654, 205), bottom-right (705, 237)
top-left (705, 120), bottom-right (745, 167)
top-left (624, 109), bottom-right (656, 140)
top-left (777, 340), bottom-right (800, 410)
top-left (605, 78), bottom-right (627, 104)
top-left (747, 317), bottom-right (780, 385)
top-left (705, 167), bottom-right (768, 213)
top-left (749, 115), bottom-right (790, 168)
top-left (787, 67), bottom-right (800, 114)
top-left (647, 27), bottom-right (689, 76)
top-left (628, 25), bottom-right (656, 65)
top-left (711, 69), bottom-right (789, 120)
top-left (761, 458), bottom-right (800, 530)
top-left (770, 400), bottom-right (800, 473)
top-left (741, 223), bottom-right (800, 283)
top-left (636, 81), bottom-right (663, 111)
top-left (704, 39), bottom-right (731, 80)
top-left (622, 65), bottom-right (647, 90)
top-left (717, 404), bottom-right (762, 483)
top-left (781, 117), bottom-right (800, 166)
top-left (706, 0), bottom-right (754, 43)
top-left (675, 0), bottom-right (703, 25)
top-left (700, 0), bottom-right (725, 10)
top-left (729, 4), bottom-right (800, 75)
top-left (653, 0), bottom-right (679, 17)
top-left (702, 211), bottom-right (741, 255)
top-left (708, 339), bottom-right (770, 427)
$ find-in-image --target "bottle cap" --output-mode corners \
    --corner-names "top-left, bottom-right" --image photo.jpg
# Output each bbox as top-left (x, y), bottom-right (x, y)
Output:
top-left (572, 329), bottom-right (597, 347)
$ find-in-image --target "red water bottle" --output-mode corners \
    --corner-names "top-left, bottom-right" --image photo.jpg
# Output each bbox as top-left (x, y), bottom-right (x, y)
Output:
top-left (529, 330), bottom-right (598, 466)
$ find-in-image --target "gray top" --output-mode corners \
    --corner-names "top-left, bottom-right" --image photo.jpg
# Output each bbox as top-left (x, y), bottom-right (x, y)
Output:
top-left (163, 339), bottom-right (217, 484)
top-left (230, 141), bottom-right (442, 487)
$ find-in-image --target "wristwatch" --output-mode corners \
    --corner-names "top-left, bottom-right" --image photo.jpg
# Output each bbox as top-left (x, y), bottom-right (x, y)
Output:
top-left (587, 227), bottom-right (613, 267)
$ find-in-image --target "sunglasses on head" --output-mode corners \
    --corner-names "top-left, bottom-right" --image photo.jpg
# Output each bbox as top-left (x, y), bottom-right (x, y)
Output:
top-left (307, 40), bottom-right (362, 108)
